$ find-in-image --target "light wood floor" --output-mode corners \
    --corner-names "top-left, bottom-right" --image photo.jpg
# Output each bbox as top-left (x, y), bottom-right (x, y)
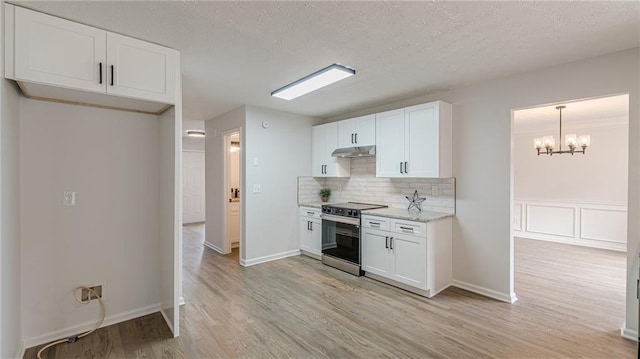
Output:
top-left (26, 225), bottom-right (635, 358)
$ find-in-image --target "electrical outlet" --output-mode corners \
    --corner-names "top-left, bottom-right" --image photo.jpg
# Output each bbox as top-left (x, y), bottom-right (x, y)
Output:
top-left (81, 285), bottom-right (102, 302)
top-left (253, 184), bottom-right (261, 194)
top-left (63, 191), bottom-right (76, 206)
top-left (431, 186), bottom-right (439, 196)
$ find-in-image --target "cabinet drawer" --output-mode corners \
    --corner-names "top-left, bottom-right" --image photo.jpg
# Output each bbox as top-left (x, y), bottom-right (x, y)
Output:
top-left (361, 215), bottom-right (389, 231)
top-left (299, 207), bottom-right (321, 219)
top-left (391, 219), bottom-right (426, 236)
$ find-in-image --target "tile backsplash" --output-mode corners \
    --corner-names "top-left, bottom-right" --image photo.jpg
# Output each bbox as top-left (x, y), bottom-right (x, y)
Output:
top-left (298, 157), bottom-right (455, 213)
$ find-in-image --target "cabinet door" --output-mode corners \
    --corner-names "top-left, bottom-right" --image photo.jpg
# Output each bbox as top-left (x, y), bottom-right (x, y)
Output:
top-left (310, 218), bottom-right (322, 256)
top-left (406, 103), bottom-right (439, 177)
top-left (337, 118), bottom-right (357, 148)
top-left (375, 109), bottom-right (406, 177)
top-left (14, 6), bottom-right (106, 93)
top-left (354, 114), bottom-right (375, 146)
top-left (228, 203), bottom-right (240, 246)
top-left (362, 228), bottom-right (392, 278)
top-left (106, 32), bottom-right (177, 104)
top-left (390, 233), bottom-right (426, 290)
top-left (299, 217), bottom-right (313, 253)
top-left (311, 124), bottom-right (326, 177)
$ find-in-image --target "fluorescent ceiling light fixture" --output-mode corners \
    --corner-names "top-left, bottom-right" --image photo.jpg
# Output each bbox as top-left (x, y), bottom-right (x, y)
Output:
top-left (271, 63), bottom-right (355, 100)
top-left (186, 130), bottom-right (206, 138)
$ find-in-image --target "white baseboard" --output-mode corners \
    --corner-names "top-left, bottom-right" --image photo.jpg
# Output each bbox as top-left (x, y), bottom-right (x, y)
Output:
top-left (240, 249), bottom-right (301, 267)
top-left (24, 303), bottom-right (161, 348)
top-left (203, 241), bottom-right (225, 254)
top-left (621, 324), bottom-right (638, 341)
top-left (514, 231), bottom-right (626, 252)
top-left (451, 279), bottom-right (517, 303)
top-left (15, 342), bottom-right (25, 359)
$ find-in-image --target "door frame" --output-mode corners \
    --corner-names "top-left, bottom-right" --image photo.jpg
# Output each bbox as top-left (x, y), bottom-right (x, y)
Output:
top-left (222, 128), bottom-right (243, 258)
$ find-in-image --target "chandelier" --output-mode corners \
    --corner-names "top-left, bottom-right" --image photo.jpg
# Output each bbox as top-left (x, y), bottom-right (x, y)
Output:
top-left (533, 105), bottom-right (590, 156)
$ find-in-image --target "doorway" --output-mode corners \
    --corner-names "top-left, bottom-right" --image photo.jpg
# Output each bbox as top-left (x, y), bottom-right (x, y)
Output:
top-left (511, 94), bottom-right (629, 336)
top-left (224, 130), bottom-right (241, 261)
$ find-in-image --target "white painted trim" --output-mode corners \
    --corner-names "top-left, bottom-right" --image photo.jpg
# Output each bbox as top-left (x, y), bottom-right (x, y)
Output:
top-left (15, 343), bottom-right (25, 359)
top-left (514, 230), bottom-right (626, 252)
top-left (514, 199), bottom-right (628, 251)
top-left (451, 279), bottom-right (517, 303)
top-left (621, 324), bottom-right (638, 341)
top-left (203, 241), bottom-right (225, 254)
top-left (23, 303), bottom-right (161, 348)
top-left (179, 296), bottom-right (186, 306)
top-left (182, 148), bottom-right (205, 153)
top-left (240, 249), bottom-right (301, 267)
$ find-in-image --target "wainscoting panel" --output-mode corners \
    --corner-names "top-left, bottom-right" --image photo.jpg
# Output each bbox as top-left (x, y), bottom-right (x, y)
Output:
top-left (526, 204), bottom-right (575, 238)
top-left (581, 207), bottom-right (627, 244)
top-left (514, 200), bottom-right (627, 251)
top-left (513, 203), bottom-right (523, 231)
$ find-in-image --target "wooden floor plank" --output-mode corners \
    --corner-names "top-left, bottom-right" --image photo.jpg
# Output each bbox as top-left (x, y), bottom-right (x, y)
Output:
top-left (24, 225), bottom-right (635, 358)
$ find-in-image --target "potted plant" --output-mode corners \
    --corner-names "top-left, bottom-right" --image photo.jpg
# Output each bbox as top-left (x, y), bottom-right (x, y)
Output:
top-left (319, 188), bottom-right (331, 202)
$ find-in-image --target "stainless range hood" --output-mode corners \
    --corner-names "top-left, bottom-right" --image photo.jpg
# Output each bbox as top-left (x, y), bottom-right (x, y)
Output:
top-left (331, 145), bottom-right (376, 158)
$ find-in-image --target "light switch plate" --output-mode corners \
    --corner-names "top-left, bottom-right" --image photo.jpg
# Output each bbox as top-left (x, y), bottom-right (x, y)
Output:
top-left (431, 186), bottom-right (439, 196)
top-left (253, 158), bottom-right (259, 167)
top-left (253, 184), bottom-right (261, 194)
top-left (63, 191), bottom-right (76, 206)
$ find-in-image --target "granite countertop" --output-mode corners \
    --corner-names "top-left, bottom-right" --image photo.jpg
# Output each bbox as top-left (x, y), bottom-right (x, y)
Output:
top-left (298, 202), bottom-right (328, 209)
top-left (361, 207), bottom-right (454, 223)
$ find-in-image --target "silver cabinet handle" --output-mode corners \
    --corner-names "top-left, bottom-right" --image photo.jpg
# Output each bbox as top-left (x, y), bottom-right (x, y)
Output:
top-left (351, 133), bottom-right (354, 144)
top-left (390, 237), bottom-right (394, 249)
top-left (355, 133), bottom-right (358, 144)
top-left (307, 212), bottom-right (315, 216)
top-left (404, 162), bottom-right (408, 173)
top-left (400, 162), bottom-right (404, 174)
top-left (369, 222), bottom-right (380, 226)
top-left (385, 236), bottom-right (389, 249)
top-left (400, 226), bottom-right (414, 232)
top-left (310, 222), bottom-right (313, 231)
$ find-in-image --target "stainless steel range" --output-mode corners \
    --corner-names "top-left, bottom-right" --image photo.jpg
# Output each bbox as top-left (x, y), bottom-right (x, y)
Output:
top-left (321, 202), bottom-right (387, 276)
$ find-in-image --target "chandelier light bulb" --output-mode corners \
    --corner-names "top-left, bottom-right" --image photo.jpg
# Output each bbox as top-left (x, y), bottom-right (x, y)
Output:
top-left (543, 136), bottom-right (555, 149)
top-left (533, 138), bottom-right (543, 149)
top-left (565, 134), bottom-right (577, 147)
top-left (578, 135), bottom-right (591, 147)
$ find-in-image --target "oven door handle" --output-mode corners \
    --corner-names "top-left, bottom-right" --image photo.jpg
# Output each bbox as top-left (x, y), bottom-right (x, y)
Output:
top-left (322, 214), bottom-right (360, 226)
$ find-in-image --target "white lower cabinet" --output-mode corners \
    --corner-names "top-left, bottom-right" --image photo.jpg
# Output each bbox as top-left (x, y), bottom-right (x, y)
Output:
top-left (299, 207), bottom-right (322, 259)
top-left (361, 215), bottom-right (452, 297)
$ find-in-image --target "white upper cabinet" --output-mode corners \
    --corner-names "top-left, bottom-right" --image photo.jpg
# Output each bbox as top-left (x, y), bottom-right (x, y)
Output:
top-left (13, 6), bottom-right (107, 93)
top-left (5, 4), bottom-right (179, 113)
top-left (106, 32), bottom-right (177, 104)
top-left (312, 123), bottom-right (350, 177)
top-left (376, 101), bottom-right (452, 178)
top-left (337, 114), bottom-right (375, 148)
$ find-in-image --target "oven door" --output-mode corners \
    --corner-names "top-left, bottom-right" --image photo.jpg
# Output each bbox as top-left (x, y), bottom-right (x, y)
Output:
top-left (322, 214), bottom-right (360, 265)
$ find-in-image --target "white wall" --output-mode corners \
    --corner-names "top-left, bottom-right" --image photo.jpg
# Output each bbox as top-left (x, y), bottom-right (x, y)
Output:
top-left (513, 122), bottom-right (629, 251)
top-left (183, 136), bottom-right (205, 152)
top-left (0, 78), bottom-right (22, 358)
top-left (20, 99), bottom-right (163, 345)
top-left (515, 124), bottom-right (628, 203)
top-left (328, 48), bottom-right (639, 331)
top-left (243, 106), bottom-right (318, 265)
top-left (205, 107), bottom-right (245, 255)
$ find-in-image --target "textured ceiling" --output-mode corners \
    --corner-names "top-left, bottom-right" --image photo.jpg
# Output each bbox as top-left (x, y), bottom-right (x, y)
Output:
top-left (14, 1), bottom-right (640, 122)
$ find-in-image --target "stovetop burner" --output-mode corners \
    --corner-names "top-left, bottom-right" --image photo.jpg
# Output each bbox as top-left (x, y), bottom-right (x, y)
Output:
top-left (321, 202), bottom-right (387, 218)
